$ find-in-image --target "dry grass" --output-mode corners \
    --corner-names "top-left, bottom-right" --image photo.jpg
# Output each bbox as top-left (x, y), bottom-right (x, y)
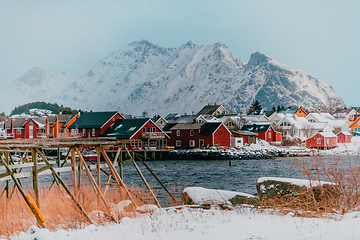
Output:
top-left (260, 155), bottom-right (360, 217)
top-left (0, 184), bottom-right (160, 237)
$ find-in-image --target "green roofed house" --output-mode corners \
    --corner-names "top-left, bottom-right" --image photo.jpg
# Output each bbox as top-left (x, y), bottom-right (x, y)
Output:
top-left (68, 111), bottom-right (124, 138)
top-left (101, 118), bottom-right (170, 150)
top-left (197, 103), bottom-right (230, 117)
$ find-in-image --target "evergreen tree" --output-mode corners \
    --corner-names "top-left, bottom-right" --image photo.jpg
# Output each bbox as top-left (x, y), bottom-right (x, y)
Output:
top-left (247, 100), bottom-right (262, 115)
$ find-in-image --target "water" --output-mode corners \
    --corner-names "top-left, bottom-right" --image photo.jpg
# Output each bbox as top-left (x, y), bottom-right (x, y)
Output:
top-left (5, 155), bottom-right (357, 206)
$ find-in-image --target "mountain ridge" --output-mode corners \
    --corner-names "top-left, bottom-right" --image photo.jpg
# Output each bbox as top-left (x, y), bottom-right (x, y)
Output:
top-left (0, 40), bottom-right (344, 116)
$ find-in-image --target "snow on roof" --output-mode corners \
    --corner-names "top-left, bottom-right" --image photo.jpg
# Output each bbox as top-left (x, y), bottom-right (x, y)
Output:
top-left (318, 132), bottom-right (337, 138)
top-left (329, 119), bottom-right (349, 128)
top-left (337, 131), bottom-right (352, 136)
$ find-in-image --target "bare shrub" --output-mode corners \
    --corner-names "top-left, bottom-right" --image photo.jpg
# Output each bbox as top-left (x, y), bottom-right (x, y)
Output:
top-left (264, 155), bottom-right (360, 216)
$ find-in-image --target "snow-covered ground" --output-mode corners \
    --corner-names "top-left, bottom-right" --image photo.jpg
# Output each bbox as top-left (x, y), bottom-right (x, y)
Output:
top-left (10, 206), bottom-right (360, 240)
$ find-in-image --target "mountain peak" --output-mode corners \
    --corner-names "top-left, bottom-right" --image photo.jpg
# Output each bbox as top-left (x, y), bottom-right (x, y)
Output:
top-left (181, 40), bottom-right (198, 48)
top-left (17, 67), bottom-right (45, 86)
top-left (248, 52), bottom-right (272, 66)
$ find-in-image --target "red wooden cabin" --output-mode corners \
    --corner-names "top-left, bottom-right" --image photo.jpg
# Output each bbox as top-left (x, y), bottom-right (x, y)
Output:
top-left (306, 132), bottom-right (337, 149)
top-left (337, 131), bottom-right (352, 143)
top-left (169, 122), bottom-right (231, 149)
top-left (241, 123), bottom-right (282, 144)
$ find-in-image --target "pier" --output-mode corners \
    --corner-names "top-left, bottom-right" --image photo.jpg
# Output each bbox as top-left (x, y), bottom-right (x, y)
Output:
top-left (0, 138), bottom-right (178, 228)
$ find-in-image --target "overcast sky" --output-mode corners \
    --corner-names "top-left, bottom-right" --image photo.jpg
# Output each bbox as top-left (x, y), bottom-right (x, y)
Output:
top-left (1, 0), bottom-right (359, 107)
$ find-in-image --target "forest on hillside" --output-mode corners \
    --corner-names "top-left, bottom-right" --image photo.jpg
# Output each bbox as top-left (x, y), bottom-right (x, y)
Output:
top-left (10, 102), bottom-right (84, 116)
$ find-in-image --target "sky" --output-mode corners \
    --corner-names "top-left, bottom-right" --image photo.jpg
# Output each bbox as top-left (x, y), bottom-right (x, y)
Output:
top-left (1, 0), bottom-right (359, 107)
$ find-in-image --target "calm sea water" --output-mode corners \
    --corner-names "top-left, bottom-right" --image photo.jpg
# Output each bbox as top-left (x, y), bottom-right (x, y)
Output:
top-left (7, 155), bottom-right (357, 206)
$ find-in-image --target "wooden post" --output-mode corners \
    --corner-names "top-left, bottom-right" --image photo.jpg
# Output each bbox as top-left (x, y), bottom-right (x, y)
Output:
top-left (0, 158), bottom-right (46, 228)
top-left (35, 148), bottom-right (95, 225)
top-left (99, 148), bottom-right (138, 208)
top-left (4, 152), bottom-right (9, 198)
top-left (97, 147), bottom-right (101, 187)
top-left (78, 156), bottom-right (82, 188)
top-left (75, 147), bottom-right (113, 217)
top-left (71, 147), bottom-right (76, 189)
top-left (118, 148), bottom-right (123, 180)
top-left (57, 148), bottom-right (61, 167)
top-left (32, 148), bottom-right (40, 208)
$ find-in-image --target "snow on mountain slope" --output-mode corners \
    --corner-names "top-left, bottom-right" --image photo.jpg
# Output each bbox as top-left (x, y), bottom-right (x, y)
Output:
top-left (0, 40), bottom-right (344, 116)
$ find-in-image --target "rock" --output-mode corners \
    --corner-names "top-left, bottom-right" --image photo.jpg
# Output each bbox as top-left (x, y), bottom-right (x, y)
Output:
top-left (182, 187), bottom-right (259, 208)
top-left (256, 177), bottom-right (337, 207)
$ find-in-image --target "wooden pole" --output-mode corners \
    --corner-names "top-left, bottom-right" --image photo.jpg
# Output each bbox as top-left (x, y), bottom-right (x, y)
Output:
top-left (35, 148), bottom-right (95, 224)
top-left (124, 147), bottom-right (161, 208)
top-left (0, 158), bottom-right (46, 228)
top-left (97, 148), bottom-right (101, 187)
top-left (71, 147), bottom-right (76, 189)
top-left (32, 148), bottom-right (40, 208)
top-left (132, 150), bottom-right (179, 206)
top-left (4, 152), bottom-right (9, 198)
top-left (119, 148), bottom-right (123, 179)
top-left (99, 148), bottom-right (138, 208)
top-left (75, 147), bottom-right (113, 217)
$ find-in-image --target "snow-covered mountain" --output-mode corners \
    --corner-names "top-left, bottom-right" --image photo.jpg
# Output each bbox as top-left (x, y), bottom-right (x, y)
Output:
top-left (0, 40), bottom-right (344, 116)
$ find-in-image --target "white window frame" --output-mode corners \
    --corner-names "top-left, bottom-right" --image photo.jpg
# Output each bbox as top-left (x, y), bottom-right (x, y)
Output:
top-left (176, 130), bottom-right (180, 136)
top-left (189, 140), bottom-right (195, 147)
top-left (176, 140), bottom-right (181, 147)
top-left (92, 128), bottom-right (95, 136)
top-left (317, 138), bottom-right (321, 144)
top-left (83, 129), bottom-right (86, 136)
top-left (190, 130), bottom-right (194, 136)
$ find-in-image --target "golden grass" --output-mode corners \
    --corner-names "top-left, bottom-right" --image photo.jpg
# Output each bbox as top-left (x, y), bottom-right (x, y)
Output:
top-left (0, 184), bottom-right (161, 237)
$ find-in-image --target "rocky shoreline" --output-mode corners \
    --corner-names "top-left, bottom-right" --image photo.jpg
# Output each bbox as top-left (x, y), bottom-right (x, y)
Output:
top-left (166, 148), bottom-right (313, 160)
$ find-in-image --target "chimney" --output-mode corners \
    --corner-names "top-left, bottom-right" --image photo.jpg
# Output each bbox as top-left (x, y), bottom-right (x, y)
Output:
top-left (192, 111), bottom-right (194, 115)
top-left (214, 102), bottom-right (217, 106)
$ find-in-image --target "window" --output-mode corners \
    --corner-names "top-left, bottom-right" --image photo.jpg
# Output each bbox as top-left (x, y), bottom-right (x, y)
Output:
top-left (16, 130), bottom-right (21, 135)
top-left (152, 127), bottom-right (156, 132)
top-left (176, 130), bottom-right (180, 136)
top-left (176, 140), bottom-right (181, 147)
top-left (326, 139), bottom-right (329, 144)
top-left (60, 129), bottom-right (63, 133)
top-left (190, 130), bottom-right (194, 136)
top-left (317, 138), bottom-right (321, 144)
top-left (199, 139), bottom-right (204, 147)
top-left (163, 140), bottom-right (167, 147)
top-left (143, 128), bottom-right (146, 132)
top-left (83, 129), bottom-right (86, 136)
top-left (268, 132), bottom-right (271, 138)
top-left (92, 128), bottom-right (95, 136)
top-left (29, 121), bottom-right (33, 126)
top-left (189, 140), bottom-right (195, 147)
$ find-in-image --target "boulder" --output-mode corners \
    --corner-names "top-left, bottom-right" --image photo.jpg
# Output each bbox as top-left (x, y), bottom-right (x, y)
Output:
top-left (182, 187), bottom-right (259, 207)
top-left (256, 177), bottom-right (337, 207)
